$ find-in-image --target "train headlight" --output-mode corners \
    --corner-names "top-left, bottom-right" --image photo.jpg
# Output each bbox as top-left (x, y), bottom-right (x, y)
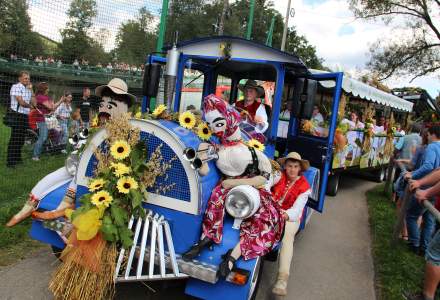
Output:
top-left (225, 185), bottom-right (260, 219)
top-left (65, 153), bottom-right (79, 176)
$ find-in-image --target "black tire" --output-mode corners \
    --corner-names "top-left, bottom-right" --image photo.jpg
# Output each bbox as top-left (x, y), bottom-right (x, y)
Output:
top-left (249, 258), bottom-right (264, 300)
top-left (372, 167), bottom-right (385, 183)
top-left (326, 174), bottom-right (340, 196)
top-left (51, 245), bottom-right (64, 260)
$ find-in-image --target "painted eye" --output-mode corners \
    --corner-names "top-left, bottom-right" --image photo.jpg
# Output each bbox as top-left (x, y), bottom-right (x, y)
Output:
top-left (216, 122), bottom-right (225, 128)
top-left (107, 104), bottom-right (113, 110)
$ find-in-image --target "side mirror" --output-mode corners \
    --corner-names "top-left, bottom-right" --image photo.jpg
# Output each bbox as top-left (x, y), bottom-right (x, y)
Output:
top-left (142, 63), bottom-right (161, 97)
top-left (291, 78), bottom-right (317, 120)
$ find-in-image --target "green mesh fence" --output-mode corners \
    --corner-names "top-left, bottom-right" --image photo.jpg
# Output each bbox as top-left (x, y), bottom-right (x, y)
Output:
top-left (0, 0), bottom-right (162, 205)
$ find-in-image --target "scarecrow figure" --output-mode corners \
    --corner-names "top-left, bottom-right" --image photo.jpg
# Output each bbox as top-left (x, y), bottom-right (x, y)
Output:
top-left (182, 94), bottom-right (284, 278)
top-left (7, 78), bottom-right (135, 227)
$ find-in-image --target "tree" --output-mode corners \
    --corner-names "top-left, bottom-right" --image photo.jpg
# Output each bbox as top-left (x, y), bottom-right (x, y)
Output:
top-left (349, 0), bottom-right (440, 81)
top-left (285, 27), bottom-right (323, 69)
top-left (115, 7), bottom-right (157, 65)
top-left (0, 0), bottom-right (44, 57)
top-left (58, 0), bottom-right (106, 64)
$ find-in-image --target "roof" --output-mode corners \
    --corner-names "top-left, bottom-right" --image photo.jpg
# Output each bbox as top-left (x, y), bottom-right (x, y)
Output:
top-left (311, 70), bottom-right (413, 112)
top-left (165, 36), bottom-right (309, 76)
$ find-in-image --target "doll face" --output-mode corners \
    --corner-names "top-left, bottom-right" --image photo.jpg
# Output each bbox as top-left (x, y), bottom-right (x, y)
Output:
top-left (98, 96), bottom-right (128, 123)
top-left (205, 109), bottom-right (227, 138)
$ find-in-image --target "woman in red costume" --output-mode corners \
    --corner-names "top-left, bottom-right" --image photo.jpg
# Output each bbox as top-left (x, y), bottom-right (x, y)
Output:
top-left (271, 152), bottom-right (311, 296)
top-left (182, 94), bottom-right (284, 278)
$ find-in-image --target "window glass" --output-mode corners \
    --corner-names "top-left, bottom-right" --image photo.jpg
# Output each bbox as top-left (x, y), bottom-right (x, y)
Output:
top-left (300, 89), bottom-right (332, 138)
top-left (180, 68), bottom-right (204, 112)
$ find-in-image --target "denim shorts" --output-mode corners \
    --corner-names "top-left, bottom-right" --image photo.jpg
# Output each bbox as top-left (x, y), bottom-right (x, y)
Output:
top-left (426, 230), bottom-right (440, 266)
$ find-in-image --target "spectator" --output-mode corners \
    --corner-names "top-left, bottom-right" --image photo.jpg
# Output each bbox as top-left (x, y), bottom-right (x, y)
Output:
top-left (106, 62), bottom-right (113, 73)
top-left (404, 125), bottom-right (440, 255)
top-left (55, 91), bottom-right (73, 153)
top-left (32, 82), bottom-right (63, 161)
top-left (396, 123), bottom-right (422, 159)
top-left (70, 108), bottom-right (81, 136)
top-left (73, 59), bottom-right (80, 70)
top-left (271, 152), bottom-right (311, 296)
top-left (79, 87), bottom-right (92, 128)
top-left (56, 59), bottom-right (62, 68)
top-left (6, 71), bottom-right (36, 168)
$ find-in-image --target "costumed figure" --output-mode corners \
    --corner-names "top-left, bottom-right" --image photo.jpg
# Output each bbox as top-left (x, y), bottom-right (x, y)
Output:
top-left (270, 152), bottom-right (311, 296)
top-left (6, 78), bottom-right (135, 227)
top-left (235, 80), bottom-right (269, 142)
top-left (182, 94), bottom-right (284, 278)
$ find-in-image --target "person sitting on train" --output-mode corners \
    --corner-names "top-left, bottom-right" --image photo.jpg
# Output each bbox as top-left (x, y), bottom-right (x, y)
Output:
top-left (311, 105), bottom-right (324, 125)
top-left (235, 79), bottom-right (269, 134)
top-left (271, 152), bottom-right (311, 296)
top-left (341, 111), bottom-right (364, 130)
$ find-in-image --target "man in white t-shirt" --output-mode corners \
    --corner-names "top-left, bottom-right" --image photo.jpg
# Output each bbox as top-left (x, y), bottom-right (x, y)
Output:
top-left (7, 71), bottom-right (36, 167)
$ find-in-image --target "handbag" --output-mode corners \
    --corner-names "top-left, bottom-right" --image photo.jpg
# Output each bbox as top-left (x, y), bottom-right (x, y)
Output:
top-left (45, 114), bottom-right (59, 130)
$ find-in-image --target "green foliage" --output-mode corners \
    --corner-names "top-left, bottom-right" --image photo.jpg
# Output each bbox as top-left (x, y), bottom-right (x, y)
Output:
top-left (114, 7), bottom-right (157, 65)
top-left (0, 0), bottom-right (45, 57)
top-left (366, 185), bottom-right (424, 299)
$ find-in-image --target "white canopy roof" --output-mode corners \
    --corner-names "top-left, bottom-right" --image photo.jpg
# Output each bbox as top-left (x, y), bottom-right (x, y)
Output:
top-left (311, 70), bottom-right (414, 112)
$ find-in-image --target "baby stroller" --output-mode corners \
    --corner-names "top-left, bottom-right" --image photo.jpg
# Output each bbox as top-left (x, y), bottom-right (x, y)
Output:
top-left (26, 110), bottom-right (65, 153)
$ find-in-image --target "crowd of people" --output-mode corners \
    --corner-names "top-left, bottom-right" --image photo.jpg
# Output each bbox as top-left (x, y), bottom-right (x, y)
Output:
top-left (5, 71), bottom-right (94, 167)
top-left (8, 53), bottom-right (145, 76)
top-left (390, 123), bottom-right (440, 300)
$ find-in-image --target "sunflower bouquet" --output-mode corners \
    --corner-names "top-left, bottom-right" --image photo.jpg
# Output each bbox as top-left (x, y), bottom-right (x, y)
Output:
top-left (50, 114), bottom-right (174, 300)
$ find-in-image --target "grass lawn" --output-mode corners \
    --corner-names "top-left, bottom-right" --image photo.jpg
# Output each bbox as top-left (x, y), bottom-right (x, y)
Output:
top-left (0, 110), bottom-right (65, 266)
top-left (367, 185), bottom-right (426, 299)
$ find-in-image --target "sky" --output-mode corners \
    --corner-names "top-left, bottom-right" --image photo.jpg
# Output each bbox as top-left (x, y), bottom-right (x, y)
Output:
top-left (26, 0), bottom-right (439, 98)
top-left (271, 0), bottom-right (439, 98)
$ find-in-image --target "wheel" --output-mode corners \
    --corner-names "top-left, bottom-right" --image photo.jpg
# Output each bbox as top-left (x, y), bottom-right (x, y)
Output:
top-left (248, 257), bottom-right (264, 300)
top-left (51, 245), bottom-right (64, 259)
top-left (326, 174), bottom-right (340, 196)
top-left (372, 167), bottom-right (385, 183)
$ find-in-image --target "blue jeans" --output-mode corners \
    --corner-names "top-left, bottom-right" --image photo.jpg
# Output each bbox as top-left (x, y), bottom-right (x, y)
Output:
top-left (426, 230), bottom-right (440, 266)
top-left (58, 119), bottom-right (69, 145)
top-left (33, 121), bottom-right (48, 158)
top-left (406, 196), bottom-right (436, 250)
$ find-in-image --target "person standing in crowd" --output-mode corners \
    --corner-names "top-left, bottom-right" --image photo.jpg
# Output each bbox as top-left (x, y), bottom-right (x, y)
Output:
top-left (271, 152), bottom-right (311, 296)
top-left (79, 87), bottom-right (92, 129)
top-left (55, 91), bottom-right (73, 153)
top-left (32, 82), bottom-right (64, 161)
top-left (6, 71), bottom-right (36, 168)
top-left (404, 125), bottom-right (440, 255)
top-left (235, 79), bottom-right (269, 133)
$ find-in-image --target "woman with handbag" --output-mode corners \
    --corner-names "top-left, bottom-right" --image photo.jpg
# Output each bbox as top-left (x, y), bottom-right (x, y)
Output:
top-left (32, 82), bottom-right (63, 161)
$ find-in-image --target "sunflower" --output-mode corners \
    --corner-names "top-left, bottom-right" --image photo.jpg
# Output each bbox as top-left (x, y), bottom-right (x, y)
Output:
top-left (197, 123), bottom-right (212, 140)
top-left (88, 178), bottom-right (106, 192)
top-left (179, 111), bottom-right (196, 129)
top-left (117, 176), bottom-right (139, 194)
top-left (247, 139), bottom-right (265, 152)
top-left (111, 162), bottom-right (131, 177)
top-left (152, 104), bottom-right (167, 117)
top-left (110, 140), bottom-right (131, 160)
top-left (91, 115), bottom-right (99, 127)
top-left (91, 190), bottom-right (113, 208)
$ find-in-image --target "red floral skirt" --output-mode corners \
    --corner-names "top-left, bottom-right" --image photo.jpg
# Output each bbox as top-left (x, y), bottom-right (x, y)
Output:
top-left (202, 183), bottom-right (285, 260)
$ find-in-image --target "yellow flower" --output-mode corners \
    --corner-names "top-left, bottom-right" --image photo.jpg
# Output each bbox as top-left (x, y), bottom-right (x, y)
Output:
top-left (110, 140), bottom-right (131, 160)
top-left (91, 190), bottom-right (113, 208)
top-left (179, 111), bottom-right (196, 129)
top-left (197, 123), bottom-right (212, 140)
top-left (247, 139), bottom-right (265, 152)
top-left (91, 115), bottom-right (99, 127)
top-left (152, 104), bottom-right (167, 117)
top-left (135, 111), bottom-right (142, 118)
top-left (88, 178), bottom-right (106, 192)
top-left (117, 176), bottom-right (139, 194)
top-left (72, 208), bottom-right (102, 240)
top-left (110, 162), bottom-right (131, 177)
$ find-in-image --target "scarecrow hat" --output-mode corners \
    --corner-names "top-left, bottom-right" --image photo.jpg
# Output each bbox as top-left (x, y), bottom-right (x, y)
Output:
top-left (238, 79), bottom-right (265, 98)
top-left (278, 152), bottom-right (310, 171)
top-left (95, 78), bottom-right (136, 107)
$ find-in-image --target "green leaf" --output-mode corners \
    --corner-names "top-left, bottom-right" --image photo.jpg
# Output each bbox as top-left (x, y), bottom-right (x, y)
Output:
top-left (130, 189), bottom-right (143, 209)
top-left (101, 215), bottom-right (118, 242)
top-left (119, 226), bottom-right (134, 249)
top-left (130, 142), bottom-right (148, 170)
top-left (110, 205), bottom-right (128, 227)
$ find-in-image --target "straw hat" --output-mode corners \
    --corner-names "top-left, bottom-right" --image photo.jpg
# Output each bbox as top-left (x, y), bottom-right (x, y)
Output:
top-left (278, 152), bottom-right (310, 171)
top-left (95, 78), bottom-right (136, 106)
top-left (238, 80), bottom-right (265, 98)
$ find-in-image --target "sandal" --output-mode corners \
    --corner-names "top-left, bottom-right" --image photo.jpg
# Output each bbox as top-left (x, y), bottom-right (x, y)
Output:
top-left (218, 249), bottom-right (236, 278)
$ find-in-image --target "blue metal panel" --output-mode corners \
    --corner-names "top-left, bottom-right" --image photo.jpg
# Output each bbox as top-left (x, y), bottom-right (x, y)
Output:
top-left (185, 217), bottom-right (257, 300)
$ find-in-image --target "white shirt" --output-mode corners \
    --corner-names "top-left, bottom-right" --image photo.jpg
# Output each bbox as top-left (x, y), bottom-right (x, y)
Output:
top-left (277, 110), bottom-right (290, 138)
top-left (311, 112), bottom-right (324, 125)
top-left (10, 82), bottom-right (32, 114)
top-left (285, 189), bottom-right (312, 221)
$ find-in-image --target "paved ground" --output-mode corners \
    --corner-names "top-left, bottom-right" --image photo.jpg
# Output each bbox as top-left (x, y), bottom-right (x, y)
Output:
top-left (0, 175), bottom-right (377, 300)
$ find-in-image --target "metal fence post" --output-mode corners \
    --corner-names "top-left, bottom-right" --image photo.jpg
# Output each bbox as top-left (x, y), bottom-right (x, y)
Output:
top-left (246, 0), bottom-right (255, 40)
top-left (266, 15), bottom-right (275, 47)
